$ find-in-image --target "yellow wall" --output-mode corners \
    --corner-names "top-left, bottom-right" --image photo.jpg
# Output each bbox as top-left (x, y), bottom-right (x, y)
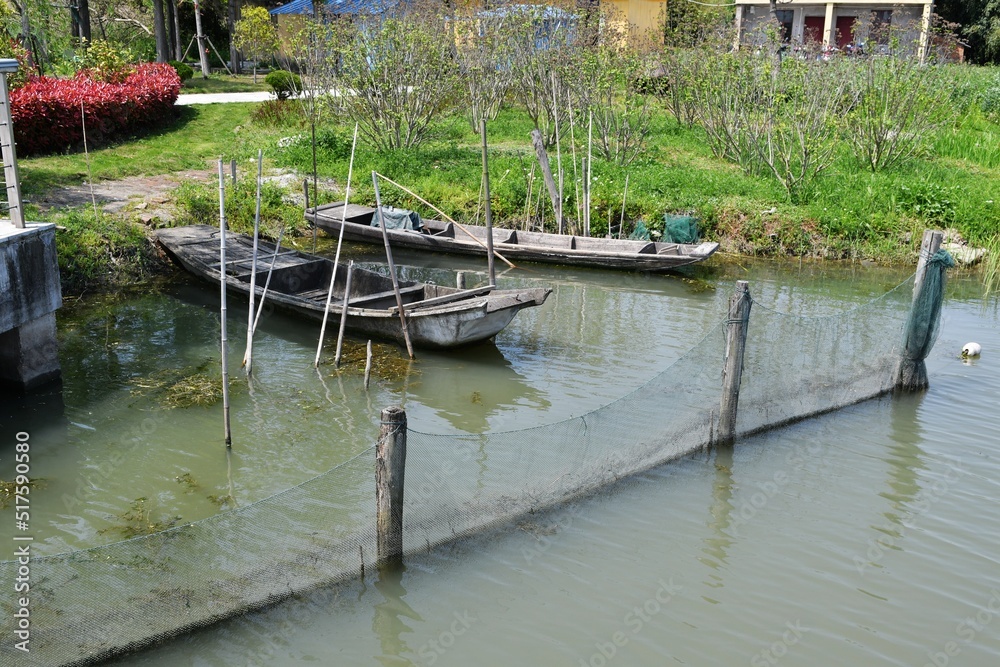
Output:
top-left (606, 0), bottom-right (664, 37)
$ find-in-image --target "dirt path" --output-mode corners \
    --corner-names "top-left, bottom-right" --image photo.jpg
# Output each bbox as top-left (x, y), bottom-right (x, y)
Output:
top-left (35, 169), bottom-right (339, 225)
top-left (35, 170), bottom-right (217, 224)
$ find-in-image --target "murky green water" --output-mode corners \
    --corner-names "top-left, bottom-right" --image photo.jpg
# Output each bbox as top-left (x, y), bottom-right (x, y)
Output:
top-left (2, 246), bottom-right (998, 666)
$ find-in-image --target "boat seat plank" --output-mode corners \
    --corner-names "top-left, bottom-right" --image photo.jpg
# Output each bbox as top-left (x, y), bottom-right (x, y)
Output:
top-left (391, 285), bottom-right (495, 313)
top-left (348, 284), bottom-right (425, 308)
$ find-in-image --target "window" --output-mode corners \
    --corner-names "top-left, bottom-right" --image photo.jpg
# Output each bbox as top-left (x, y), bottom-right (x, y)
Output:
top-left (776, 10), bottom-right (794, 43)
top-left (872, 9), bottom-right (892, 46)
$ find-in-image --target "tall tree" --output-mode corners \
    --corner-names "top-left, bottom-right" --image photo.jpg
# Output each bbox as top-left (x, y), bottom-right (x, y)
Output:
top-left (166, 0), bottom-right (178, 61)
top-left (228, 0), bottom-right (241, 74)
top-left (152, 0), bottom-right (169, 62)
top-left (79, 0), bottom-right (92, 43)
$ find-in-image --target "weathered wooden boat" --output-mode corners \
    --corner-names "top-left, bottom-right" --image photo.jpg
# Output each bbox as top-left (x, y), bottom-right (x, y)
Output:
top-left (156, 225), bottom-right (551, 348)
top-left (307, 203), bottom-right (720, 272)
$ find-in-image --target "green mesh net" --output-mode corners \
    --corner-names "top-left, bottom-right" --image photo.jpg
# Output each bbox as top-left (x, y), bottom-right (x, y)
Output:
top-left (0, 269), bottom-right (940, 666)
top-left (663, 214), bottom-right (700, 244)
top-left (896, 249), bottom-right (955, 392)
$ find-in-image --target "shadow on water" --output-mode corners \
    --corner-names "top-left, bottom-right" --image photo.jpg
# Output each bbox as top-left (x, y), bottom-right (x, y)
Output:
top-left (0, 380), bottom-right (67, 459)
top-left (373, 565), bottom-right (420, 667)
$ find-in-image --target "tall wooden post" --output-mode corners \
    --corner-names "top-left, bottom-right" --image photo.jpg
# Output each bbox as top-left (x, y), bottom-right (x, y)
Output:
top-left (530, 129), bottom-right (561, 232)
top-left (719, 280), bottom-right (751, 445)
top-left (896, 229), bottom-right (944, 392)
top-left (376, 406), bottom-right (407, 568)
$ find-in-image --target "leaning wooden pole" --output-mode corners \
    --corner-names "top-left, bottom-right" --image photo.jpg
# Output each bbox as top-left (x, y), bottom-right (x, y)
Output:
top-left (243, 149), bottom-right (263, 373)
top-left (530, 129), bottom-right (561, 231)
top-left (718, 280), bottom-right (752, 446)
top-left (376, 405), bottom-right (407, 568)
top-left (481, 119), bottom-right (496, 286)
top-left (333, 261), bottom-right (354, 368)
top-left (314, 123), bottom-right (359, 367)
top-left (217, 159), bottom-right (232, 448)
top-left (372, 172), bottom-right (415, 359)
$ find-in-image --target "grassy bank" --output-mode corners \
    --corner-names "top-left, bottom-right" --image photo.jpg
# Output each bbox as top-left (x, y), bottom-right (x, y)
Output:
top-left (20, 83), bottom-right (1000, 295)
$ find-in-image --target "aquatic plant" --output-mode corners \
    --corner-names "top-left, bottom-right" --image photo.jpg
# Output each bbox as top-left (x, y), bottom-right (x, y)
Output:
top-left (100, 497), bottom-right (181, 539)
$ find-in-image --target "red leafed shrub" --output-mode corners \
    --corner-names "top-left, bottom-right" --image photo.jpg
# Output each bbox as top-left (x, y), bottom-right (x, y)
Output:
top-left (11, 63), bottom-right (181, 156)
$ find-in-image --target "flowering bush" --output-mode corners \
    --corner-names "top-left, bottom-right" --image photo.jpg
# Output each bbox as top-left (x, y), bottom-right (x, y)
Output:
top-left (11, 63), bottom-right (181, 155)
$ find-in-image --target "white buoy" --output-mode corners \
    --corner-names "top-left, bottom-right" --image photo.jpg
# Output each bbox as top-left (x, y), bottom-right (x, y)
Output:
top-left (961, 342), bottom-right (982, 358)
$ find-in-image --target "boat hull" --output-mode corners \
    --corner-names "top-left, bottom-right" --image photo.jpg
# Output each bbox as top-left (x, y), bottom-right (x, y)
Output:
top-left (156, 226), bottom-right (550, 349)
top-left (308, 203), bottom-right (719, 272)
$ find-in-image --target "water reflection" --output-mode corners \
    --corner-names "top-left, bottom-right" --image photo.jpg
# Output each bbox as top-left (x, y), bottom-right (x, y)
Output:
top-left (402, 345), bottom-right (549, 433)
top-left (699, 446), bottom-right (735, 594)
top-left (880, 392), bottom-right (929, 534)
top-left (372, 566), bottom-right (420, 667)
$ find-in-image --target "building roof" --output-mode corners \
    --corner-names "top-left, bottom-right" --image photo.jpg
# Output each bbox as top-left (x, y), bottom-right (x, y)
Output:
top-left (269, 0), bottom-right (398, 16)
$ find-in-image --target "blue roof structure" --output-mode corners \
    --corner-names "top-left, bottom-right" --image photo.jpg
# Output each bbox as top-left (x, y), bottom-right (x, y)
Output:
top-left (269, 0), bottom-right (398, 16)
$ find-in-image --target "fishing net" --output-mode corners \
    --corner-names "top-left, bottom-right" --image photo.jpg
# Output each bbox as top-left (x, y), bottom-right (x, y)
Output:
top-left (0, 272), bottom-right (929, 666)
top-left (662, 213), bottom-right (700, 244)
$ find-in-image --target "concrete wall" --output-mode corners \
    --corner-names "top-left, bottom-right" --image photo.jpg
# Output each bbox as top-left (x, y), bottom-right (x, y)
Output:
top-left (0, 224), bottom-right (62, 391)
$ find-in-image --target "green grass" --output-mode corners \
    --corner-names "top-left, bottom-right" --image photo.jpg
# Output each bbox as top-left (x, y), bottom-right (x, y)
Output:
top-left (20, 104), bottom-right (262, 195)
top-left (180, 74), bottom-right (271, 94)
top-left (20, 83), bottom-right (1000, 270)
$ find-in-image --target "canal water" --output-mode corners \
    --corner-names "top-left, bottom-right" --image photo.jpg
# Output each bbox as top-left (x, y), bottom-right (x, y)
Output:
top-left (2, 245), bottom-right (997, 666)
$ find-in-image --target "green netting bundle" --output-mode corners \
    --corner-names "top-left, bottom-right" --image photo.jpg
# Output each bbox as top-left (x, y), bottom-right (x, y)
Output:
top-left (896, 249), bottom-right (955, 392)
top-left (374, 207), bottom-right (423, 232)
top-left (663, 214), bottom-right (700, 244)
top-left (629, 220), bottom-right (651, 241)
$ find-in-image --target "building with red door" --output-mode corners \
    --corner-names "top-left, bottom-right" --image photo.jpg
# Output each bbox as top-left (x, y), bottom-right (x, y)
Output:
top-left (733, 1), bottom-right (935, 62)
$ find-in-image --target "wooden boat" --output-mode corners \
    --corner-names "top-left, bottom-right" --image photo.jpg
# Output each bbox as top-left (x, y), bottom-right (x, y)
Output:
top-left (156, 225), bottom-right (551, 348)
top-left (307, 203), bottom-right (720, 272)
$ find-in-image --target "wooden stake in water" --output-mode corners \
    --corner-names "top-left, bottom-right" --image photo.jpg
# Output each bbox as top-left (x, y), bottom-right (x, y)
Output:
top-left (243, 149), bottom-right (263, 374)
top-left (315, 123), bottom-right (359, 367)
top-left (719, 280), bottom-right (751, 446)
top-left (217, 159), bottom-right (233, 448)
top-left (364, 340), bottom-right (373, 390)
top-left (372, 172), bottom-right (415, 359)
top-left (376, 405), bottom-right (407, 568)
top-left (334, 261), bottom-right (354, 368)
top-left (481, 118), bottom-right (496, 286)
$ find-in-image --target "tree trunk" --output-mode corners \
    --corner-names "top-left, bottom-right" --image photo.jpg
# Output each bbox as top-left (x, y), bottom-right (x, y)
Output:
top-left (152, 0), bottom-right (169, 63)
top-left (166, 0), bottom-right (178, 61)
top-left (228, 0), bottom-right (242, 74)
top-left (79, 0), bottom-right (92, 43)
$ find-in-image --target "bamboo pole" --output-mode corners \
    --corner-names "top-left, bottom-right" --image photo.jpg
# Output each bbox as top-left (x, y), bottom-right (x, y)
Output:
top-left (251, 223), bottom-right (287, 335)
top-left (551, 72), bottom-right (563, 235)
top-left (718, 281), bottom-right (751, 445)
top-left (523, 161), bottom-right (535, 231)
top-left (217, 159), bottom-right (232, 448)
top-left (372, 172), bottom-right (415, 359)
top-left (373, 172), bottom-right (516, 269)
top-left (585, 111), bottom-right (593, 238)
top-left (364, 340), bottom-right (373, 390)
top-left (376, 405), bottom-right (407, 568)
top-left (230, 158), bottom-right (236, 186)
top-left (567, 90), bottom-right (581, 232)
top-left (243, 150), bottom-right (263, 374)
top-left (80, 101), bottom-right (99, 220)
top-left (314, 123), bottom-right (359, 367)
top-left (334, 261), bottom-right (354, 368)
top-left (481, 119), bottom-right (496, 286)
top-left (619, 173), bottom-right (629, 240)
